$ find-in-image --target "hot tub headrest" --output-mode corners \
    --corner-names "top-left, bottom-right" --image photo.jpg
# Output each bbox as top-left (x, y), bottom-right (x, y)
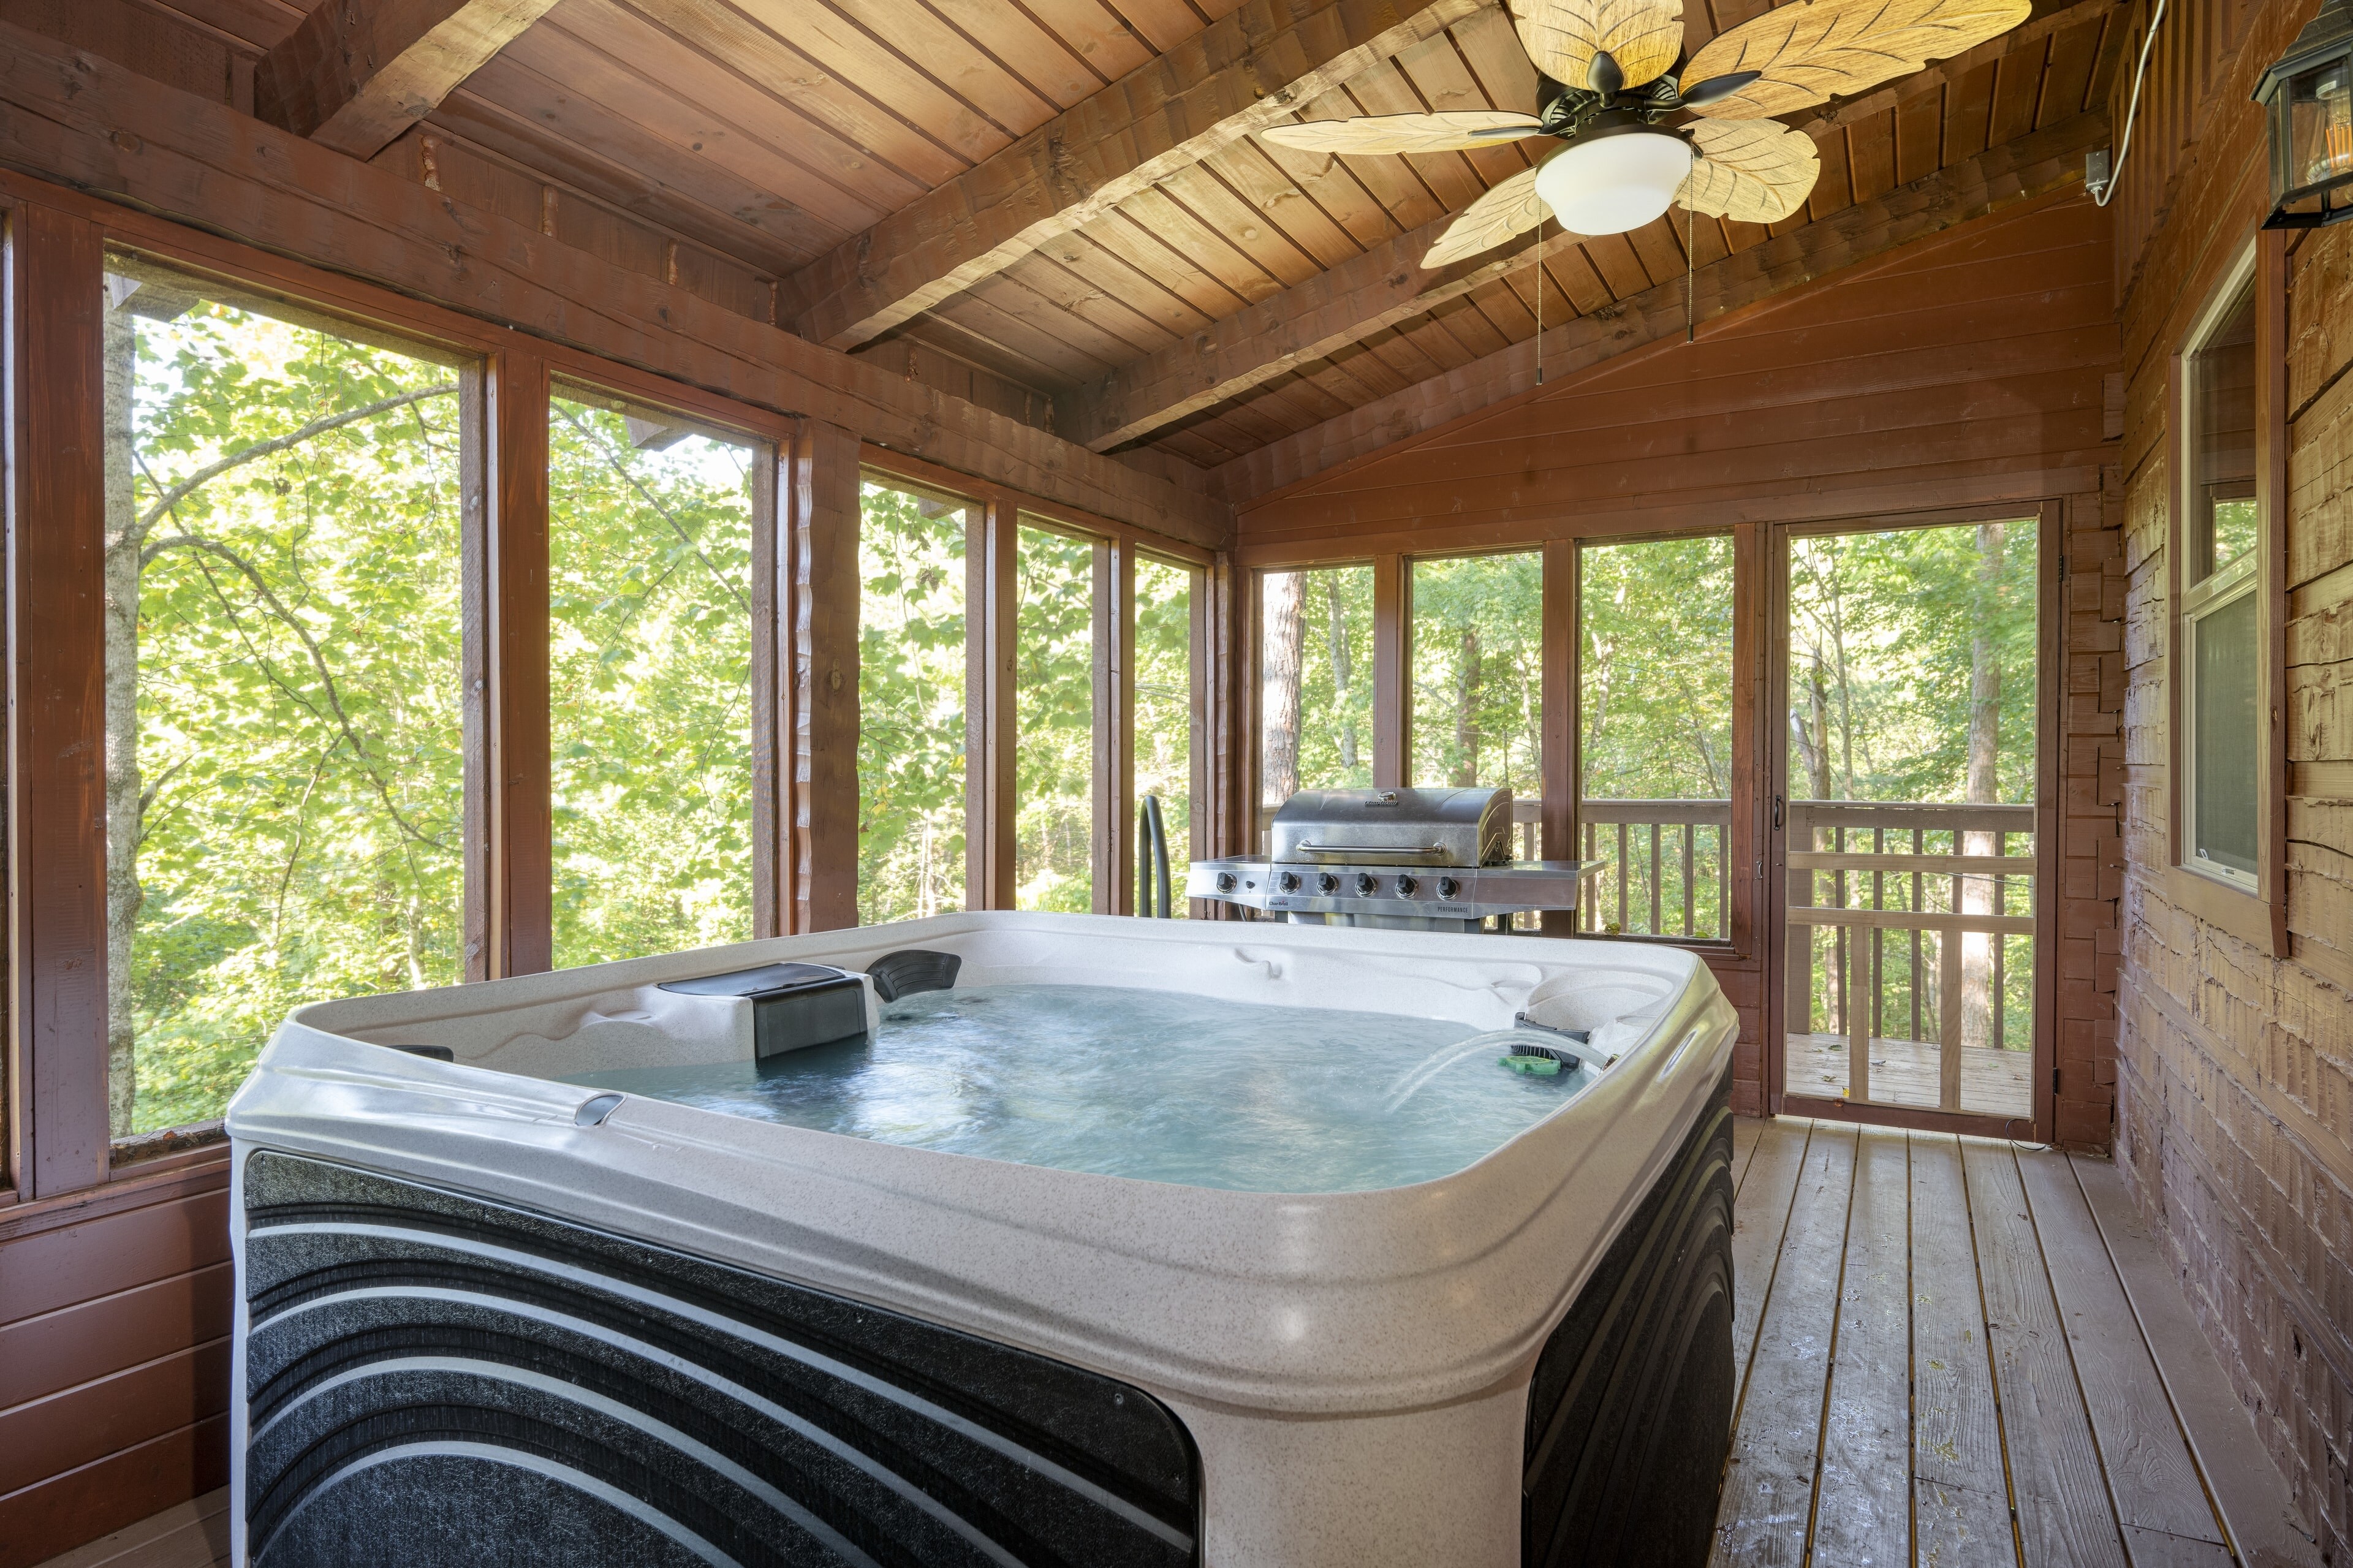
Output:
top-left (659, 962), bottom-right (870, 1061)
top-left (865, 949), bottom-right (961, 1002)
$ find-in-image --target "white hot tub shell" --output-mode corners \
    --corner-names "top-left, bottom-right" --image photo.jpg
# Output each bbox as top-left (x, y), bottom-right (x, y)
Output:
top-left (225, 912), bottom-right (1741, 1568)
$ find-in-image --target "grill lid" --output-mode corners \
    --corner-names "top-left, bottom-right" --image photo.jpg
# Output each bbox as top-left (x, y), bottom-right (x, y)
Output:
top-left (1269, 786), bottom-right (1512, 866)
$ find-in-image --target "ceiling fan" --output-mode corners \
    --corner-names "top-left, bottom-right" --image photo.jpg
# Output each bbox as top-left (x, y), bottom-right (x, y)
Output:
top-left (1260, 0), bottom-right (2034, 267)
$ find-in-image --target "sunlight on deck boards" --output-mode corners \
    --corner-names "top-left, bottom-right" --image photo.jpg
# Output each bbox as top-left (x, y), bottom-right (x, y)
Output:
top-left (1715, 1118), bottom-right (2314, 1568)
top-left (1786, 1032), bottom-right (2036, 1119)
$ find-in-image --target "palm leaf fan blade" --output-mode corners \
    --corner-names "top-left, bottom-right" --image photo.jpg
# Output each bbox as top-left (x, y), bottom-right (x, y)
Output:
top-left (1260, 112), bottom-right (1545, 156)
top-left (1676, 119), bottom-right (1822, 224)
top-left (1509, 0), bottom-right (1684, 91)
top-left (1424, 164), bottom-right (1554, 268)
top-left (1681, 0), bottom-right (2032, 120)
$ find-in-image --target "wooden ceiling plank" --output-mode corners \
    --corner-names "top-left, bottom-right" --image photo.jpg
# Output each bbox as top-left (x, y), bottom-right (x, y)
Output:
top-left (1544, 242), bottom-right (1613, 314)
top-left (1153, 162), bottom-right (1327, 286)
top-left (923, 0), bottom-right (1105, 107)
top-left (1463, 272), bottom-right (1536, 339)
top-left (1894, 87), bottom-right (1942, 186)
top-left (488, 29), bottom-right (886, 236)
top-left (1116, 184), bottom-right (1284, 301)
top-left (1077, 209), bottom-right (1251, 316)
top-left (1315, 336), bottom-right (1416, 400)
top-left (1447, 6), bottom-right (1536, 118)
top-left (2036, 16), bottom-right (2103, 127)
top-left (817, 0), bottom-right (1056, 134)
top-left (1198, 141), bottom-right (1364, 270)
top-left (1021, 0), bottom-right (1158, 83)
top-left (610, 0), bottom-right (977, 188)
top-left (1336, 58), bottom-right (1489, 213)
top-left (735, 0), bottom-right (1017, 167)
top-left (1783, 0), bottom-right (2116, 139)
top-left (1941, 58), bottom-right (1998, 166)
top-left (1621, 218), bottom-right (1686, 291)
top-left (253, 0), bottom-right (563, 158)
top-left (1390, 29), bottom-right (1528, 190)
top-left (1988, 37), bottom-right (2047, 147)
top-left (1808, 126), bottom-right (1855, 220)
top-left (544, 0), bottom-right (933, 212)
top-left (1849, 108), bottom-right (1897, 203)
top-left (1244, 116), bottom-right (1406, 250)
top-left (992, 248), bottom-right (1188, 356)
top-left (1270, 88), bottom-right (1451, 231)
top-left (953, 270), bottom-right (1142, 377)
top-left (1422, 288), bottom-right (1510, 358)
top-left (1210, 113), bottom-right (2105, 504)
top-left (865, 312), bottom-right (1066, 393)
top-left (779, 0), bottom-right (1483, 349)
top-left (430, 77), bottom-right (836, 265)
top-left (1102, 0), bottom-right (1207, 53)
top-left (1034, 229), bottom-right (1221, 338)
top-left (1577, 232), bottom-right (1651, 300)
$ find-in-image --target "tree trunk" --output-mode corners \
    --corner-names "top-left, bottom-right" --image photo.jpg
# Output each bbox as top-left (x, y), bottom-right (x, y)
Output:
top-left (1260, 572), bottom-right (1306, 812)
top-left (1325, 577), bottom-right (1357, 773)
top-left (1960, 521), bottom-right (2007, 1054)
top-left (102, 297), bottom-right (142, 1139)
top-left (1453, 624), bottom-right (1482, 786)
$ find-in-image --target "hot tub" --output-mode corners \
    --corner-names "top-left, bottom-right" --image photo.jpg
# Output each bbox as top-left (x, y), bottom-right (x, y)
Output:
top-left (226, 912), bottom-right (1740, 1567)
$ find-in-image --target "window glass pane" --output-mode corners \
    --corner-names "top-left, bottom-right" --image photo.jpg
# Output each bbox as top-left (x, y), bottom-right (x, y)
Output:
top-left (1579, 537), bottom-right (1734, 938)
top-left (105, 262), bottom-right (466, 1136)
top-left (1411, 553), bottom-right (1541, 798)
top-left (548, 392), bottom-right (757, 967)
top-left (1259, 566), bottom-right (1374, 830)
top-left (2186, 276), bottom-right (2257, 585)
top-left (1016, 523), bottom-right (1096, 912)
top-left (1134, 558), bottom-right (1195, 915)
top-left (2191, 588), bottom-right (2259, 877)
top-left (858, 480), bottom-right (969, 923)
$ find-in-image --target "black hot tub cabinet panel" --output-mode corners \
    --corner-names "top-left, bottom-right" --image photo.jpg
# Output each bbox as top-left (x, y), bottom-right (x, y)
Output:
top-left (1521, 1067), bottom-right (1737, 1568)
top-left (239, 1152), bottom-right (1201, 1568)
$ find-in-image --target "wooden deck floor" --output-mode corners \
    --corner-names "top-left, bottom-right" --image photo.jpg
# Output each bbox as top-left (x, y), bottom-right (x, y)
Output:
top-left (1787, 1032), bottom-right (2036, 1119)
top-left (1716, 1117), bottom-right (2316, 1568)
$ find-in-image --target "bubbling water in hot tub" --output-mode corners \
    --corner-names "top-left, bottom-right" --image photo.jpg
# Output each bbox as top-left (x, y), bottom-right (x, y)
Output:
top-left (562, 982), bottom-right (1596, 1194)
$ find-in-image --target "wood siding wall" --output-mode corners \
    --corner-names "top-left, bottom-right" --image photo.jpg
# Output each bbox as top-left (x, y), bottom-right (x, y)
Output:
top-left (2107, 0), bottom-right (2353, 1557)
top-left (1237, 194), bottom-right (2124, 1134)
top-left (0, 1157), bottom-right (230, 1567)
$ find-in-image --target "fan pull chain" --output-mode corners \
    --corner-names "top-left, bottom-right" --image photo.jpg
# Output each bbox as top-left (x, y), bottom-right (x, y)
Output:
top-left (1686, 201), bottom-right (1696, 344)
top-left (1534, 223), bottom-right (1544, 387)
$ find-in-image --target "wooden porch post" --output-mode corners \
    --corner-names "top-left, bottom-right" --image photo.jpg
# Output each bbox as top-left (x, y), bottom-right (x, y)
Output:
top-left (480, 347), bottom-right (551, 978)
top-left (1372, 552), bottom-right (1406, 787)
top-left (1542, 539), bottom-right (1579, 934)
top-left (750, 445), bottom-right (787, 937)
top-left (967, 498), bottom-right (1018, 909)
top-left (8, 202), bottom-right (109, 1195)
top-left (791, 417), bottom-right (862, 932)
top-left (1094, 538), bottom-right (1135, 914)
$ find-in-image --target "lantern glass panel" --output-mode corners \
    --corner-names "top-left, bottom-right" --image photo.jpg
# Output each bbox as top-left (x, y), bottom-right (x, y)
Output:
top-left (2283, 59), bottom-right (2353, 219)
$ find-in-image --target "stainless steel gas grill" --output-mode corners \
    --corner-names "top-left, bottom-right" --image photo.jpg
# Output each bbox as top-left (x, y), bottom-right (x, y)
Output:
top-left (1188, 786), bottom-right (1597, 930)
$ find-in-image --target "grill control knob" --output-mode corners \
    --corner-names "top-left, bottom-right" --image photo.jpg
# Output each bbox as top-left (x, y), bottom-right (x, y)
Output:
top-left (1354, 873), bottom-right (1377, 896)
top-left (1317, 872), bottom-right (1340, 894)
top-left (1436, 876), bottom-right (1461, 901)
top-left (1215, 871), bottom-right (1237, 893)
top-left (1395, 875), bottom-right (1418, 896)
top-left (1276, 871), bottom-right (1300, 893)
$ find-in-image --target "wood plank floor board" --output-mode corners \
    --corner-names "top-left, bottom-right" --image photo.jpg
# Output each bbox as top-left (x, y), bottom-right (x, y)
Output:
top-left (1960, 1138), bottom-right (2130, 1568)
top-left (1730, 1116), bottom-right (1814, 1386)
top-left (2015, 1150), bottom-right (2226, 1547)
top-left (1710, 1123), bottom-right (1861, 1568)
top-left (2116, 1525), bottom-right (2237, 1567)
top-left (1910, 1133), bottom-right (2019, 1568)
top-left (1812, 1127), bottom-right (1914, 1568)
top-left (2069, 1155), bottom-right (2324, 1568)
top-left (1733, 1112), bottom-right (1766, 1191)
top-left (30, 1487), bottom-right (227, 1568)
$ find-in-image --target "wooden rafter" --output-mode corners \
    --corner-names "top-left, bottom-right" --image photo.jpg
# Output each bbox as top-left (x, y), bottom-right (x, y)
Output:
top-left (255, 0), bottom-right (566, 160)
top-left (1066, 0), bottom-right (2117, 455)
top-left (1214, 111), bottom-right (2109, 505)
top-left (777, 0), bottom-right (1487, 352)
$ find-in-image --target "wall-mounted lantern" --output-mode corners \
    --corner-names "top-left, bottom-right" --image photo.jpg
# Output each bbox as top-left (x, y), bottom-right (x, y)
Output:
top-left (2259, 0), bottom-right (2353, 228)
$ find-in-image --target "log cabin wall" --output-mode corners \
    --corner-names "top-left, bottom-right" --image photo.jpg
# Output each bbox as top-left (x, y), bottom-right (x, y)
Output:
top-left (1235, 191), bottom-right (2125, 1131)
top-left (2103, 0), bottom-right (2353, 1556)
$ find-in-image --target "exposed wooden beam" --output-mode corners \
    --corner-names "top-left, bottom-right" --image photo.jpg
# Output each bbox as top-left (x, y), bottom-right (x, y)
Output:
top-left (778, 0), bottom-right (1485, 352)
top-left (254, 0), bottom-right (562, 160)
top-left (0, 22), bottom-right (1230, 550)
top-left (1069, 0), bottom-right (2118, 455)
top-left (1212, 112), bottom-right (2109, 506)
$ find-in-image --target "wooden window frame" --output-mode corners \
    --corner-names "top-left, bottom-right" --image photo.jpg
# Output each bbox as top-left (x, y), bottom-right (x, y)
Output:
top-left (2164, 232), bottom-right (2289, 956)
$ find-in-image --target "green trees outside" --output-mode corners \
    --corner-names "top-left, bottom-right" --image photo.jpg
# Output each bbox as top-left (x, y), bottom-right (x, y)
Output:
top-left (1015, 525), bottom-right (1095, 912)
top-left (547, 396), bottom-right (757, 968)
top-left (1411, 553), bottom-right (1542, 796)
top-left (1134, 558), bottom-right (1194, 909)
top-left (107, 281), bottom-right (468, 1135)
top-left (1582, 538), bottom-right (1737, 801)
top-left (1260, 566), bottom-right (1374, 816)
top-left (857, 482), bottom-right (969, 925)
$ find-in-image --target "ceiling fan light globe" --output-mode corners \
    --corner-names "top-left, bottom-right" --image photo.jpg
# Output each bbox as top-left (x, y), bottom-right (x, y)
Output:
top-left (1534, 127), bottom-right (1694, 235)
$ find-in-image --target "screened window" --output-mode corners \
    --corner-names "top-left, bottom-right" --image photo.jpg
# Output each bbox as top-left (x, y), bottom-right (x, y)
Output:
top-left (548, 387), bottom-right (759, 966)
top-left (1134, 557), bottom-right (1197, 915)
top-left (2181, 260), bottom-right (2260, 887)
top-left (1580, 537), bottom-right (1735, 939)
top-left (1411, 552), bottom-right (1542, 800)
top-left (1259, 566), bottom-right (1374, 835)
top-left (102, 256), bottom-right (470, 1137)
top-left (858, 477), bottom-right (971, 923)
top-left (1015, 521), bottom-right (1097, 912)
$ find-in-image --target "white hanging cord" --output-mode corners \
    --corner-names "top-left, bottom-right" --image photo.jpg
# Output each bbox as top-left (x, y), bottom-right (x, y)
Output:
top-left (2092, 0), bottom-right (2167, 207)
top-left (1686, 200), bottom-right (1696, 343)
